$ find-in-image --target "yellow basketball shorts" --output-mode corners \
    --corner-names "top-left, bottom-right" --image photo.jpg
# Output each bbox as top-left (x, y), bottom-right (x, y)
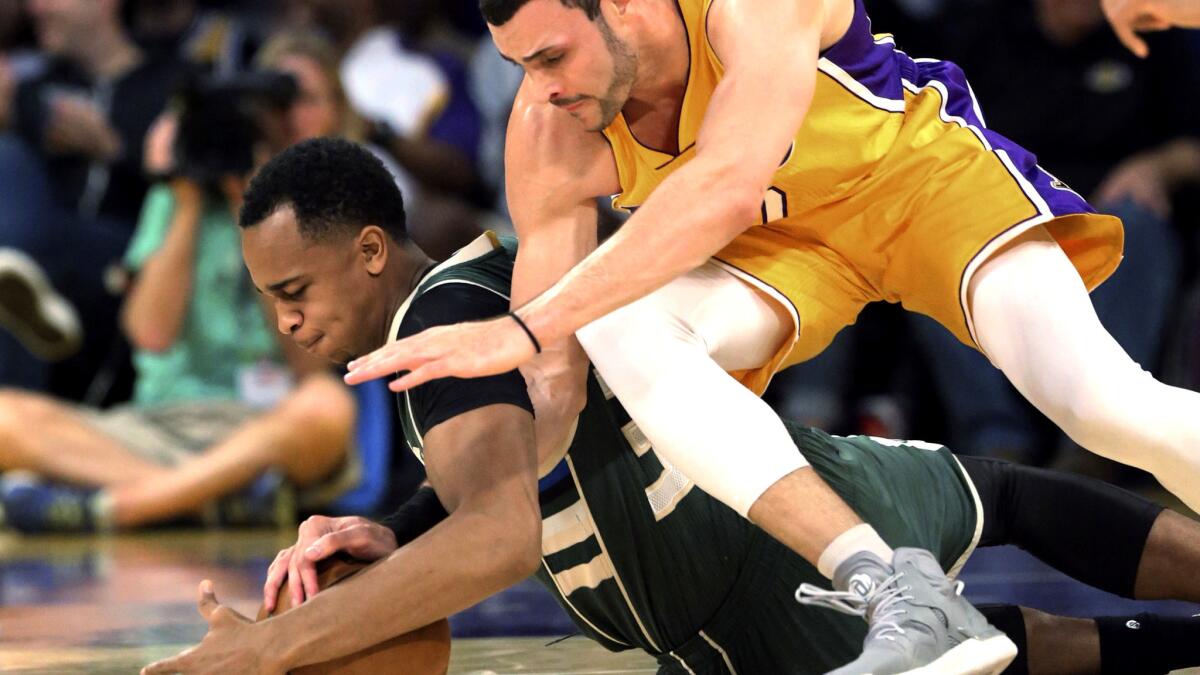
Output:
top-left (715, 80), bottom-right (1123, 396)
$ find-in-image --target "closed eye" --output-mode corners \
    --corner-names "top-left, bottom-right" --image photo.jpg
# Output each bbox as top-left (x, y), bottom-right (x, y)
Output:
top-left (280, 285), bottom-right (307, 301)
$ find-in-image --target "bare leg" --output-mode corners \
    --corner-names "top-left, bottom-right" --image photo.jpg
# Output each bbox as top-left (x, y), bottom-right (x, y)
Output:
top-left (747, 467), bottom-right (864, 562)
top-left (108, 374), bottom-right (354, 527)
top-left (0, 388), bottom-right (167, 486)
top-left (1021, 607), bottom-right (1100, 675)
top-left (1134, 510), bottom-right (1200, 602)
top-left (969, 226), bottom-right (1200, 508)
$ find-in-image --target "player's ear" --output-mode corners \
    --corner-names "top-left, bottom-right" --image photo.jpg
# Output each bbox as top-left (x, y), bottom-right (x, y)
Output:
top-left (358, 226), bottom-right (388, 276)
top-left (607, 0), bottom-right (632, 17)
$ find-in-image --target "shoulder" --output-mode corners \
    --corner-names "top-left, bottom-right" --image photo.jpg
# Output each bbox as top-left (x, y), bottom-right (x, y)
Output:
top-left (396, 280), bottom-right (511, 341)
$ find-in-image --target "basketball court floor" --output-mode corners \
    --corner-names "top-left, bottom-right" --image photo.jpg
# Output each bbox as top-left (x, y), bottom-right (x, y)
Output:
top-left (2, 527), bottom-right (1198, 674)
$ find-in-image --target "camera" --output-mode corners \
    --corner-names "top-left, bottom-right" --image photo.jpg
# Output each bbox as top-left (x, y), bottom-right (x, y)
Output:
top-left (172, 69), bottom-right (298, 184)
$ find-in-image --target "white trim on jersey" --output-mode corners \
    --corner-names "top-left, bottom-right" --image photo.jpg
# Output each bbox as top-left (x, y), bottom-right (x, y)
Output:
top-left (539, 559), bottom-right (632, 649)
top-left (947, 454), bottom-right (986, 581)
top-left (700, 630), bottom-right (739, 675)
top-left (541, 501), bottom-right (595, 555)
top-left (566, 455), bottom-right (663, 652)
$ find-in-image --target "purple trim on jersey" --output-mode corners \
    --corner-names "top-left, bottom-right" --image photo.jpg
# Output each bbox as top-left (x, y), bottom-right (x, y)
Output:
top-left (904, 57), bottom-right (1098, 219)
top-left (820, 0), bottom-right (906, 103)
top-left (822, 1), bottom-right (1096, 219)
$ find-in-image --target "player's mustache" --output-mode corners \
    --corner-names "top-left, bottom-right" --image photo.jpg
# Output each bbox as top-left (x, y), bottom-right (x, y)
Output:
top-left (551, 95), bottom-right (591, 108)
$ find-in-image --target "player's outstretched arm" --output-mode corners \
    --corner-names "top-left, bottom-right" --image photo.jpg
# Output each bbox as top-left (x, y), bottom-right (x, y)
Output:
top-left (343, 0), bottom-right (827, 392)
top-left (144, 405), bottom-right (541, 674)
top-left (507, 86), bottom-right (607, 456)
top-left (1103, 0), bottom-right (1200, 56)
top-left (509, 0), bottom-right (825, 345)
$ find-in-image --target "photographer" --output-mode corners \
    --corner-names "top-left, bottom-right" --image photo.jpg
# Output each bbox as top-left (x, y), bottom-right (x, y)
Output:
top-left (0, 69), bottom-right (358, 533)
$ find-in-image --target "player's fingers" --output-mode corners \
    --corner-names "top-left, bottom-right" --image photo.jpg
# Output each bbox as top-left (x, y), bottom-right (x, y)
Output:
top-left (197, 580), bottom-right (219, 622)
top-left (344, 349), bottom-right (422, 385)
top-left (305, 531), bottom-right (345, 561)
top-left (287, 545), bottom-right (307, 608)
top-left (344, 342), bottom-right (408, 378)
top-left (309, 526), bottom-right (380, 560)
top-left (1111, 15), bottom-right (1150, 57)
top-left (262, 548), bottom-right (293, 611)
top-left (387, 362), bottom-right (448, 392)
top-left (298, 554), bottom-right (321, 601)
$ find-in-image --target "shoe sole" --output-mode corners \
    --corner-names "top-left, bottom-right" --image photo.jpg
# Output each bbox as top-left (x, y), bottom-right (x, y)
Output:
top-left (890, 634), bottom-right (1018, 675)
top-left (0, 250), bottom-right (81, 362)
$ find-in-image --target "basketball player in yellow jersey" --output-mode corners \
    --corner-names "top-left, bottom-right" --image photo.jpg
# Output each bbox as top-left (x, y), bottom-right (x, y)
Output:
top-left (344, 0), bottom-right (1200, 671)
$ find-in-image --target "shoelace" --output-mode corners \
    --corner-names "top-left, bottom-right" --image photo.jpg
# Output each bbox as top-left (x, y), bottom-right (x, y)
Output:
top-left (796, 572), bottom-right (915, 641)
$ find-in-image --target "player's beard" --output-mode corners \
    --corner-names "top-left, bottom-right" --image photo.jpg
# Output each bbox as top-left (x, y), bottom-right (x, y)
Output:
top-left (589, 16), bottom-right (638, 132)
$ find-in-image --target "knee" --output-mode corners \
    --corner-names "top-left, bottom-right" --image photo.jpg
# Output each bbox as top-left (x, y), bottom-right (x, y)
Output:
top-left (578, 299), bottom-right (694, 367)
top-left (0, 388), bottom-right (58, 431)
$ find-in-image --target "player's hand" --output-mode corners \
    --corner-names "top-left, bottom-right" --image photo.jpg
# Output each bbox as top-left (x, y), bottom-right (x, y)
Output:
top-left (344, 314), bottom-right (538, 392)
top-left (141, 580), bottom-right (279, 675)
top-left (1101, 0), bottom-right (1197, 57)
top-left (262, 515), bottom-right (398, 612)
top-left (1094, 153), bottom-right (1172, 219)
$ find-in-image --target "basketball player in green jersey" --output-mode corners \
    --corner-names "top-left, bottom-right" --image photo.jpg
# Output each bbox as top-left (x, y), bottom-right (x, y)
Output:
top-left (145, 138), bottom-right (1200, 675)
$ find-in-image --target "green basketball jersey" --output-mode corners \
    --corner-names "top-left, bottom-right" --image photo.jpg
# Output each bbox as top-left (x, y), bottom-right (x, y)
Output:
top-left (389, 233), bottom-right (981, 671)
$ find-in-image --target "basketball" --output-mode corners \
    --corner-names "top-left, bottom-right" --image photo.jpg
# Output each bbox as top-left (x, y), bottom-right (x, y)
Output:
top-left (256, 555), bottom-right (451, 675)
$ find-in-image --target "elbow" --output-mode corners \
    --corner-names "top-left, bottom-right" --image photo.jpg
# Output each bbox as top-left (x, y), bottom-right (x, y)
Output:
top-left (724, 186), bottom-right (765, 234)
top-left (496, 499), bottom-right (543, 580)
top-left (692, 165), bottom-right (764, 244)
top-left (509, 503), bottom-right (544, 579)
top-left (123, 318), bottom-right (176, 353)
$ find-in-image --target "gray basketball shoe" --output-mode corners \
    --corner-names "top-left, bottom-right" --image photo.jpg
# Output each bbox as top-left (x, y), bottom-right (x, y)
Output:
top-left (796, 548), bottom-right (1017, 675)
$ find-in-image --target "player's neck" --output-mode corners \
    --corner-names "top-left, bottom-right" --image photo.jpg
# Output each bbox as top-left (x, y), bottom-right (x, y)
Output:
top-left (380, 244), bottom-right (436, 344)
top-left (621, 1), bottom-right (690, 151)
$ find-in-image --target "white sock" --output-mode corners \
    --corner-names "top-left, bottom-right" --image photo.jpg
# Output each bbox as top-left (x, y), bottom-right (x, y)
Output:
top-left (817, 523), bottom-right (893, 580)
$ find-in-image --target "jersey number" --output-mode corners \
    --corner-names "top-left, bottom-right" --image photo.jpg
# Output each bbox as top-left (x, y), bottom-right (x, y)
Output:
top-left (760, 187), bottom-right (788, 224)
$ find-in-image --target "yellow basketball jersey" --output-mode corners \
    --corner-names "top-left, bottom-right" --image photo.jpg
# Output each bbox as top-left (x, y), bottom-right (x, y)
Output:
top-left (600, 0), bottom-right (1123, 396)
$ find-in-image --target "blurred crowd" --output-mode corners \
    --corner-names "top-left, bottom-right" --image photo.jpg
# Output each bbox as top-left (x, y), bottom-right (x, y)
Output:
top-left (0, 0), bottom-right (1196, 534)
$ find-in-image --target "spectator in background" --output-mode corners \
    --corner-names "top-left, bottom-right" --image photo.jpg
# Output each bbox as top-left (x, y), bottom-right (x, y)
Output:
top-left (907, 0), bottom-right (1200, 469)
top-left (127, 0), bottom-right (259, 75)
top-left (0, 0), bottom-right (183, 397)
top-left (282, 0), bottom-right (486, 258)
top-left (0, 60), bottom-right (361, 534)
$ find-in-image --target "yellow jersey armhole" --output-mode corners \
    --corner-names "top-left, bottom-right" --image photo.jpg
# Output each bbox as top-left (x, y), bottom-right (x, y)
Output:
top-left (701, 0), bottom-right (726, 72)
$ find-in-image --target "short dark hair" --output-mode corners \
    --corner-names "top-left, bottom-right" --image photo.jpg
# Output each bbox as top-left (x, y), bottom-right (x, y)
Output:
top-left (479, 0), bottom-right (599, 26)
top-left (239, 137), bottom-right (406, 243)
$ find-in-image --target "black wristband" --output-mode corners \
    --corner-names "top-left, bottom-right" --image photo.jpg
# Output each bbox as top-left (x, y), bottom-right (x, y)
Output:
top-left (378, 486), bottom-right (449, 547)
top-left (507, 311), bottom-right (542, 354)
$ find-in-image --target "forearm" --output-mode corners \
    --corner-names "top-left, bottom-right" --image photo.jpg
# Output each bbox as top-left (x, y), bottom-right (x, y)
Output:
top-left (121, 205), bottom-right (201, 351)
top-left (517, 161), bottom-right (758, 344)
top-left (268, 505), bottom-right (539, 669)
top-left (512, 207), bottom-right (597, 451)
